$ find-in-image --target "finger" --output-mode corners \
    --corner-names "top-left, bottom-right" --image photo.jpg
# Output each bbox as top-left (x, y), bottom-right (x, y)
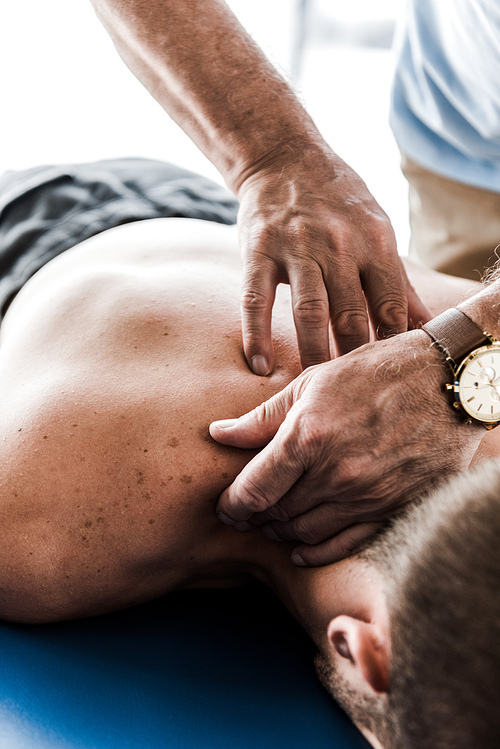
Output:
top-left (325, 266), bottom-right (370, 355)
top-left (288, 262), bottom-right (331, 369)
top-left (241, 258), bottom-right (278, 376)
top-left (291, 523), bottom-right (381, 567)
top-left (253, 451), bottom-right (379, 526)
top-left (262, 502), bottom-right (352, 544)
top-left (210, 379), bottom-right (298, 449)
top-left (401, 261), bottom-right (432, 328)
top-left (215, 416), bottom-right (306, 522)
top-left (248, 468), bottom-right (340, 527)
top-left (362, 260), bottom-right (409, 340)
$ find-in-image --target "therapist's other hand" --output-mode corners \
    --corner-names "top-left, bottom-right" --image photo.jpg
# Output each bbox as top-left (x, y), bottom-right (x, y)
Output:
top-left (210, 330), bottom-right (483, 566)
top-left (237, 147), bottom-right (430, 375)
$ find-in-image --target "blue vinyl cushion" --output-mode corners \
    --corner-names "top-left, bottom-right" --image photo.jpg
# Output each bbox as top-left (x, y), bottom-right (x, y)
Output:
top-left (0, 585), bottom-right (369, 749)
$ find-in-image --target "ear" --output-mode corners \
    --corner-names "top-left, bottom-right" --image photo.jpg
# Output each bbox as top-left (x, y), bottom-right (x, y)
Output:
top-left (327, 615), bottom-right (390, 694)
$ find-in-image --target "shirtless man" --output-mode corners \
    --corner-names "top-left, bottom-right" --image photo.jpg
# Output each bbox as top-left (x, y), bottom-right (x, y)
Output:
top-left (1, 177), bottom-right (499, 746)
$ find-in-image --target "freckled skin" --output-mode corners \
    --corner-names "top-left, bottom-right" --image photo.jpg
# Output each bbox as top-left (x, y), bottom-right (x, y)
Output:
top-left (0, 218), bottom-right (479, 625)
top-left (0, 219), bottom-right (301, 623)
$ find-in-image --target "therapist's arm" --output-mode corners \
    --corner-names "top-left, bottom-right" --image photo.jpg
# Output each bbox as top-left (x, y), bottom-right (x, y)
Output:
top-left (90, 0), bottom-right (429, 372)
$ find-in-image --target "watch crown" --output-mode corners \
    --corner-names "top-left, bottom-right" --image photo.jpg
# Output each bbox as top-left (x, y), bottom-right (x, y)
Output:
top-left (445, 383), bottom-right (454, 391)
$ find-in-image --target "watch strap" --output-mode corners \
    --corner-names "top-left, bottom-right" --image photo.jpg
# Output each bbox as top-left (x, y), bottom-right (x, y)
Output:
top-left (422, 308), bottom-right (489, 366)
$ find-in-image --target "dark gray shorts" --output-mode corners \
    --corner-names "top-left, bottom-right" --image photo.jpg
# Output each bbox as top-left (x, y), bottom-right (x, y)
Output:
top-left (0, 158), bottom-right (238, 320)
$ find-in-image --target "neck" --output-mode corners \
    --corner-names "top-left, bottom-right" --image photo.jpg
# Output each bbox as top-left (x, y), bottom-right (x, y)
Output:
top-left (243, 538), bottom-right (374, 650)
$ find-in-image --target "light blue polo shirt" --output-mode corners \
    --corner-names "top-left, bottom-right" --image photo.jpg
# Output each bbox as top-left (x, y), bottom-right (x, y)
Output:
top-left (390, 0), bottom-right (500, 192)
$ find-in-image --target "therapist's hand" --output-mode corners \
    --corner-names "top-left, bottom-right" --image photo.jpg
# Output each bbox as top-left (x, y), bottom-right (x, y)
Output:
top-left (210, 330), bottom-right (483, 566)
top-left (237, 147), bottom-right (430, 375)
top-left (90, 0), bottom-right (428, 375)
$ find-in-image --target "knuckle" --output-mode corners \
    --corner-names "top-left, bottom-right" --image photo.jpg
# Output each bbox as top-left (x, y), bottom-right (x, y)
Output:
top-left (335, 457), bottom-right (365, 489)
top-left (293, 297), bottom-right (329, 327)
top-left (236, 476), bottom-right (273, 514)
top-left (292, 411), bottom-right (322, 452)
top-left (287, 215), bottom-right (309, 237)
top-left (264, 505), bottom-right (291, 523)
top-left (326, 532), bottom-right (356, 561)
top-left (253, 399), bottom-right (278, 427)
top-left (331, 226), bottom-right (357, 257)
top-left (332, 308), bottom-right (369, 340)
top-left (375, 298), bottom-right (408, 335)
top-left (241, 287), bottom-right (270, 314)
top-left (286, 213), bottom-right (313, 236)
top-left (292, 515), bottom-right (323, 545)
top-left (291, 412), bottom-right (332, 466)
top-left (367, 212), bottom-right (397, 248)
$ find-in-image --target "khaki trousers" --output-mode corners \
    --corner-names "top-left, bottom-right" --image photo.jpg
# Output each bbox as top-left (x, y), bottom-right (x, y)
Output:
top-left (401, 153), bottom-right (500, 280)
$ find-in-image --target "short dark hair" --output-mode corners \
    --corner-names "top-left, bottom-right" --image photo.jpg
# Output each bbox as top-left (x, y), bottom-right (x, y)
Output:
top-left (367, 459), bottom-right (500, 748)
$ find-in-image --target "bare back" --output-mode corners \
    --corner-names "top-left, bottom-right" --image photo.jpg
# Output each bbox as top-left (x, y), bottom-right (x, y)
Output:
top-left (0, 218), bottom-right (301, 622)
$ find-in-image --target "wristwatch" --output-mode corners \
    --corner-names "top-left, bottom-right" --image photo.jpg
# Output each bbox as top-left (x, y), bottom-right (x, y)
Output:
top-left (422, 308), bottom-right (500, 429)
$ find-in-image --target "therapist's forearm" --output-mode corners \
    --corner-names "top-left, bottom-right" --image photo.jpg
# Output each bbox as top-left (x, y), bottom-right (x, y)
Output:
top-left (89, 0), bottom-right (329, 194)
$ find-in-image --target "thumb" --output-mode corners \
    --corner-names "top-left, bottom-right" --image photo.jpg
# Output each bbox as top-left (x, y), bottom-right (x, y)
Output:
top-left (209, 384), bottom-right (296, 449)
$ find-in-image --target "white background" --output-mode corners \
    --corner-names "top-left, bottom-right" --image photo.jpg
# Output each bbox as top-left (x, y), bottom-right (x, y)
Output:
top-left (0, 0), bottom-right (409, 250)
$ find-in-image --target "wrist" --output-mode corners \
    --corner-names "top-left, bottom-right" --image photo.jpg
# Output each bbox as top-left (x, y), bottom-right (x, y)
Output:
top-left (456, 278), bottom-right (500, 338)
top-left (230, 131), bottom-right (333, 198)
top-left (410, 328), bottom-right (453, 389)
top-left (421, 307), bottom-right (500, 430)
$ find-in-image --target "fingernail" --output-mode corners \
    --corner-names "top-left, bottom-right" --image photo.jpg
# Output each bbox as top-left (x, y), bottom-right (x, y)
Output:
top-left (218, 512), bottom-right (236, 526)
top-left (251, 356), bottom-right (270, 377)
top-left (233, 521), bottom-right (253, 532)
top-left (291, 552), bottom-right (307, 567)
top-left (262, 526), bottom-right (281, 541)
top-left (212, 419), bottom-right (239, 430)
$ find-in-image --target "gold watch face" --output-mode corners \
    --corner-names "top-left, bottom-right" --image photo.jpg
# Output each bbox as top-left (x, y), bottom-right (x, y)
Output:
top-left (457, 344), bottom-right (500, 423)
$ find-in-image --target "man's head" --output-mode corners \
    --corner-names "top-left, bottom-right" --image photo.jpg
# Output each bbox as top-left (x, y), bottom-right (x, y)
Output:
top-left (318, 459), bottom-right (500, 748)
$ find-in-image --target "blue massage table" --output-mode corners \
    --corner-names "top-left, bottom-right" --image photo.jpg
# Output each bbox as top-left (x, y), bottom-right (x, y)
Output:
top-left (0, 584), bottom-right (369, 748)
